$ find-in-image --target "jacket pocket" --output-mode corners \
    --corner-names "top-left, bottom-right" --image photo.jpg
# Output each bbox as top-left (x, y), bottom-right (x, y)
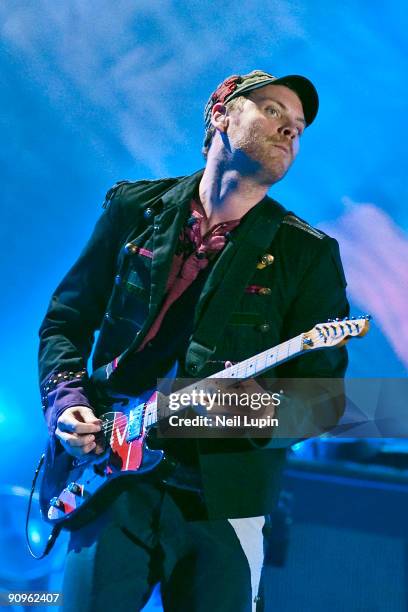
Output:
top-left (107, 253), bottom-right (152, 328)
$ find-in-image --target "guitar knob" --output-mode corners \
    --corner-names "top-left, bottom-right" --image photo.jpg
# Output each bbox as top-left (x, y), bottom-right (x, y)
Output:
top-left (67, 482), bottom-right (82, 496)
top-left (49, 497), bottom-right (65, 512)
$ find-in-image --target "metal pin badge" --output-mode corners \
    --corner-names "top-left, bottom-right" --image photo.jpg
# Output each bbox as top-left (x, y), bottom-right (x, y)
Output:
top-left (257, 253), bottom-right (274, 269)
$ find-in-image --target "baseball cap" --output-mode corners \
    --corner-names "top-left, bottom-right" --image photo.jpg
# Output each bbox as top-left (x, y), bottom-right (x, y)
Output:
top-left (203, 69), bottom-right (319, 137)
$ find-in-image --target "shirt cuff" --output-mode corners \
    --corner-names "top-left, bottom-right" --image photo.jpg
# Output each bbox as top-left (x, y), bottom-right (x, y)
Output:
top-left (41, 370), bottom-right (92, 462)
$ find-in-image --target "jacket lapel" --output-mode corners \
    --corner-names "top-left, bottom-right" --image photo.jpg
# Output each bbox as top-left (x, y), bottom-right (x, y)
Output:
top-left (123, 170), bottom-right (204, 356)
top-left (149, 169), bottom-right (204, 313)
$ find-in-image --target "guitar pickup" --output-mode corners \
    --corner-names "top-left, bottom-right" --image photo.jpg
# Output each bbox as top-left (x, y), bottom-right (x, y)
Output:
top-left (126, 404), bottom-right (145, 442)
top-left (49, 497), bottom-right (65, 512)
top-left (67, 482), bottom-right (83, 496)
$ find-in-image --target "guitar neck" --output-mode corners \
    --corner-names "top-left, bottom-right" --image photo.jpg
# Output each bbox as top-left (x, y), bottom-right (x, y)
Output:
top-left (150, 315), bottom-right (370, 424)
top-left (209, 333), bottom-right (305, 380)
top-left (155, 333), bottom-right (305, 422)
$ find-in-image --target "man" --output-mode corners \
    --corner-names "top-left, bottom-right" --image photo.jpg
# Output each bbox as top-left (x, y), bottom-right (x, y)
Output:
top-left (38, 70), bottom-right (349, 611)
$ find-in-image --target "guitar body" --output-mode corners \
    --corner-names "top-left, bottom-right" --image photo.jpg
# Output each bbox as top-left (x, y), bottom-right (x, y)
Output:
top-left (39, 391), bottom-right (167, 530)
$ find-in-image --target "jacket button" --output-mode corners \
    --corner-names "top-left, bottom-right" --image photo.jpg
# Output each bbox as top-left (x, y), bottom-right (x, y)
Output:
top-left (104, 312), bottom-right (112, 321)
top-left (258, 287), bottom-right (271, 296)
top-left (125, 242), bottom-right (138, 254)
top-left (189, 364), bottom-right (198, 374)
top-left (258, 322), bottom-right (270, 333)
top-left (143, 207), bottom-right (154, 218)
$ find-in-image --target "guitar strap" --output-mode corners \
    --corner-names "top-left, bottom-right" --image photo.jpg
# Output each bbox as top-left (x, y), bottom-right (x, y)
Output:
top-left (184, 200), bottom-right (288, 375)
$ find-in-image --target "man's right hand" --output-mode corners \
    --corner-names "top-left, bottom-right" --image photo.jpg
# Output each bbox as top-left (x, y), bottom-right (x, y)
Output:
top-left (56, 406), bottom-right (103, 457)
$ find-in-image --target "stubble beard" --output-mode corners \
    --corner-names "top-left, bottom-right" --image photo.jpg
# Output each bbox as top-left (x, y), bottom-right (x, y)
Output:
top-left (232, 126), bottom-right (292, 185)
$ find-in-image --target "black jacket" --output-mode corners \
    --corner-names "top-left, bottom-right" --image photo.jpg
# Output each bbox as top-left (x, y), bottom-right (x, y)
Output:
top-left (38, 169), bottom-right (349, 518)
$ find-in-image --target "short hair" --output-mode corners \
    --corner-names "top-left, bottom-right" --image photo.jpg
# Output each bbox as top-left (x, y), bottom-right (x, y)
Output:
top-left (202, 95), bottom-right (247, 159)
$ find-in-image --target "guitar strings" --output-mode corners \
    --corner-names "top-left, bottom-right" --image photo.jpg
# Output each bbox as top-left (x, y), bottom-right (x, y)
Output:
top-left (98, 409), bottom-right (159, 436)
top-left (97, 400), bottom-right (194, 437)
top-left (91, 332), bottom-right (333, 437)
top-left (71, 326), bottom-right (356, 446)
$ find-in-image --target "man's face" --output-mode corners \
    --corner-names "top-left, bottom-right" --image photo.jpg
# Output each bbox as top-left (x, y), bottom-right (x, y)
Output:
top-left (224, 84), bottom-right (306, 184)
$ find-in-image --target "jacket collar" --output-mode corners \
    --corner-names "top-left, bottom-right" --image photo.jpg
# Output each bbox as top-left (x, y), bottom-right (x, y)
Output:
top-left (159, 168), bottom-right (205, 211)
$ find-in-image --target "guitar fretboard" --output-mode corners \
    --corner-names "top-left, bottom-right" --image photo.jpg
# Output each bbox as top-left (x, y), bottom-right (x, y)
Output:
top-left (209, 333), bottom-right (304, 380)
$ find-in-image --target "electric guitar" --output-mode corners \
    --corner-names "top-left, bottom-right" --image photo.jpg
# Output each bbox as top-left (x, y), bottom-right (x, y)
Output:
top-left (39, 316), bottom-right (370, 529)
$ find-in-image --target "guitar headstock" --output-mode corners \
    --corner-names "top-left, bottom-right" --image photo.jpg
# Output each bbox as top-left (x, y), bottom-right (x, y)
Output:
top-left (302, 315), bottom-right (371, 350)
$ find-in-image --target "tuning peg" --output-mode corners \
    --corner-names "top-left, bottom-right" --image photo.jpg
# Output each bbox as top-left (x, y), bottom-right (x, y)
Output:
top-left (327, 318), bottom-right (333, 322)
